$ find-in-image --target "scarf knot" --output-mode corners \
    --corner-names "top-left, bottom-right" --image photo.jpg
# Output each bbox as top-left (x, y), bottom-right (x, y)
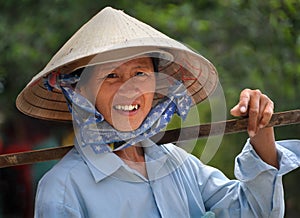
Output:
top-left (46, 73), bottom-right (191, 154)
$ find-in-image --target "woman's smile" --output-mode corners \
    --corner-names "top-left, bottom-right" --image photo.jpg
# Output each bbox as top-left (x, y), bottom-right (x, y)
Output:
top-left (79, 56), bottom-right (156, 131)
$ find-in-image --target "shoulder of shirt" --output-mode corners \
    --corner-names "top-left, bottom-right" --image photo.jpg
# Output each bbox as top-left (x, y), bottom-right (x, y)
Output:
top-left (160, 143), bottom-right (203, 166)
top-left (38, 148), bottom-right (87, 189)
top-left (35, 148), bottom-right (90, 207)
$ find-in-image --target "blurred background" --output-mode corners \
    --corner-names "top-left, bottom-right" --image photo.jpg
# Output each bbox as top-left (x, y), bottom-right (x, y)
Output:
top-left (0, 0), bottom-right (299, 217)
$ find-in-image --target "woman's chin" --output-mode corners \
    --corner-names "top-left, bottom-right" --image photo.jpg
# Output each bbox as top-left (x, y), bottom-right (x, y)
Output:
top-left (114, 126), bottom-right (140, 132)
top-left (113, 121), bottom-right (143, 132)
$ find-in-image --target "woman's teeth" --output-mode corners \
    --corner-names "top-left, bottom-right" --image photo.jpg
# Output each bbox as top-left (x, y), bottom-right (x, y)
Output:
top-left (114, 104), bottom-right (139, 111)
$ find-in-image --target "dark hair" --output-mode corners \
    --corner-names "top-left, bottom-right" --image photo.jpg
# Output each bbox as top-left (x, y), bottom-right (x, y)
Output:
top-left (152, 57), bottom-right (159, 73)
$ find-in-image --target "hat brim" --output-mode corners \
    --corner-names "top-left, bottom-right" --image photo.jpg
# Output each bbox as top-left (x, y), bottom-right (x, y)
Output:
top-left (16, 7), bottom-right (218, 121)
top-left (16, 45), bottom-right (218, 122)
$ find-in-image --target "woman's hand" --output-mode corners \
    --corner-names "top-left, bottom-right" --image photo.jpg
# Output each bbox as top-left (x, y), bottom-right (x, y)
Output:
top-left (230, 89), bottom-right (274, 137)
top-left (230, 89), bottom-right (278, 168)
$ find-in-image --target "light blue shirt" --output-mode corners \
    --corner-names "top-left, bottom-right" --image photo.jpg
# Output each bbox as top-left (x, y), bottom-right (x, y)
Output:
top-left (35, 139), bottom-right (300, 218)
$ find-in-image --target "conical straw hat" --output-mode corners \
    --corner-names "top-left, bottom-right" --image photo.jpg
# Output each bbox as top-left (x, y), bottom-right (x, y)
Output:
top-left (16, 7), bottom-right (218, 121)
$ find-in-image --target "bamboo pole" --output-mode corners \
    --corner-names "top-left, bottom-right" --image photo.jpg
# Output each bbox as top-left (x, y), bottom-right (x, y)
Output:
top-left (0, 109), bottom-right (299, 168)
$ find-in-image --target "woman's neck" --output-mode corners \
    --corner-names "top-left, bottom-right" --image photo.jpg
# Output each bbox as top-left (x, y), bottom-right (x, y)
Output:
top-left (114, 144), bottom-right (148, 178)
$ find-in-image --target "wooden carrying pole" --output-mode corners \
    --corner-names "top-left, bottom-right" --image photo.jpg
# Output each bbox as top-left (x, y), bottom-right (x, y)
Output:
top-left (0, 109), bottom-right (299, 168)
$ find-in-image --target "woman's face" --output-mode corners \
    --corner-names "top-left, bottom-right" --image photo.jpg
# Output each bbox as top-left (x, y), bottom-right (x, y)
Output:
top-left (79, 57), bottom-right (156, 131)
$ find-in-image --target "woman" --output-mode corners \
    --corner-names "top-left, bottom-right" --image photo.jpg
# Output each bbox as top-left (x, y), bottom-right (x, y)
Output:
top-left (16, 7), bottom-right (300, 217)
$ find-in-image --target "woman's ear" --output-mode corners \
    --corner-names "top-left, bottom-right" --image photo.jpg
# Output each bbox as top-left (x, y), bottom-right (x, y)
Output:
top-left (75, 82), bottom-right (89, 98)
top-left (75, 85), bottom-right (82, 93)
top-left (76, 83), bottom-right (97, 104)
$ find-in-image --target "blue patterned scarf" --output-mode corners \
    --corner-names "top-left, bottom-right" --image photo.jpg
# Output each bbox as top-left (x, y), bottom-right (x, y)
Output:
top-left (45, 73), bottom-right (192, 154)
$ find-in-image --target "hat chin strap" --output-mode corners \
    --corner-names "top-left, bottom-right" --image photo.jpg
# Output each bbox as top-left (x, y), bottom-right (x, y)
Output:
top-left (60, 81), bottom-right (191, 154)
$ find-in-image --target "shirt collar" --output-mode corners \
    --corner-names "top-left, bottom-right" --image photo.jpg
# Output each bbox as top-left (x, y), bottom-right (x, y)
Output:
top-left (144, 140), bottom-right (189, 181)
top-left (79, 139), bottom-right (171, 183)
top-left (84, 152), bottom-right (124, 183)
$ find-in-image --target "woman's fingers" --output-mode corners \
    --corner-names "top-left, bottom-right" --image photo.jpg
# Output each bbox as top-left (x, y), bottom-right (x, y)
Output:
top-left (258, 96), bottom-right (274, 128)
top-left (247, 89), bottom-right (261, 137)
top-left (230, 89), bottom-right (250, 116)
top-left (230, 89), bottom-right (274, 138)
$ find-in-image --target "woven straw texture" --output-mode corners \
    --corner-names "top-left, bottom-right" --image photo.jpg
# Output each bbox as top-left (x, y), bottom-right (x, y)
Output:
top-left (16, 7), bottom-right (218, 121)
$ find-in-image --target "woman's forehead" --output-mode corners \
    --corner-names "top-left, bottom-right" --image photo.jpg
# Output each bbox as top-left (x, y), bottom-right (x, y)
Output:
top-left (93, 56), bottom-right (153, 72)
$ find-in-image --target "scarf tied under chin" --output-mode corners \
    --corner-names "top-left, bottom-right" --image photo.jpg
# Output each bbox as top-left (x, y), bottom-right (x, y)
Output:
top-left (45, 73), bottom-right (192, 154)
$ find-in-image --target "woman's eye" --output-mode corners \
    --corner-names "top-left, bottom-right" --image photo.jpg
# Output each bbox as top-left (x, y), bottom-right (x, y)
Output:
top-left (136, 72), bottom-right (147, 76)
top-left (106, 73), bottom-right (118, 78)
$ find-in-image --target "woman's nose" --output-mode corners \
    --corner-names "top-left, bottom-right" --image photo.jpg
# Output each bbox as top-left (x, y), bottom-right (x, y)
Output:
top-left (117, 78), bottom-right (140, 99)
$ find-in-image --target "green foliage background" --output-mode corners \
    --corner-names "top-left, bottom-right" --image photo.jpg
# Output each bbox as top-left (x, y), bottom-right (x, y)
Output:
top-left (0, 0), bottom-right (299, 217)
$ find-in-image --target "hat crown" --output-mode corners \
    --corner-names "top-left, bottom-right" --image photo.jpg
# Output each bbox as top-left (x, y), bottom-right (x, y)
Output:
top-left (44, 7), bottom-right (172, 74)
top-left (16, 6), bottom-right (218, 121)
